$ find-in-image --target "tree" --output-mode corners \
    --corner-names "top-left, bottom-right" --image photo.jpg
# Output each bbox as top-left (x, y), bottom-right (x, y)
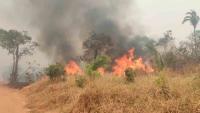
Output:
top-left (146, 41), bottom-right (164, 71)
top-left (145, 31), bottom-right (177, 70)
top-left (157, 30), bottom-right (175, 54)
top-left (127, 35), bottom-right (155, 57)
top-left (45, 63), bottom-right (65, 80)
top-left (82, 32), bottom-right (113, 61)
top-left (178, 30), bottom-right (200, 61)
top-left (182, 10), bottom-right (200, 57)
top-left (0, 29), bottom-right (38, 83)
top-left (85, 55), bottom-right (111, 78)
top-left (183, 10), bottom-right (199, 34)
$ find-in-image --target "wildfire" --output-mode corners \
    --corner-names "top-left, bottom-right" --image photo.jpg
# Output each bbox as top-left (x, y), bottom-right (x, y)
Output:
top-left (64, 48), bottom-right (154, 76)
top-left (112, 48), bottom-right (154, 76)
top-left (65, 60), bottom-right (83, 75)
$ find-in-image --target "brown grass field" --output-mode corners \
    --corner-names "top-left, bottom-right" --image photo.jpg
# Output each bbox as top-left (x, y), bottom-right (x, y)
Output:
top-left (22, 67), bottom-right (200, 113)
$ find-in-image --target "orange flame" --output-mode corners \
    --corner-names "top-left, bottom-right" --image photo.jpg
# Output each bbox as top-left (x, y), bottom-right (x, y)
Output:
top-left (112, 48), bottom-right (154, 76)
top-left (65, 60), bottom-right (83, 75)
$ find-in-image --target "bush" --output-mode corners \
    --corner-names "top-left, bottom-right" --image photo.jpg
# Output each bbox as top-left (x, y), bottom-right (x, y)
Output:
top-left (75, 76), bottom-right (87, 88)
top-left (85, 55), bottom-right (111, 78)
top-left (45, 63), bottom-right (65, 80)
top-left (155, 75), bottom-right (167, 87)
top-left (91, 55), bottom-right (111, 70)
top-left (125, 68), bottom-right (135, 82)
top-left (155, 75), bottom-right (170, 99)
top-left (85, 64), bottom-right (101, 79)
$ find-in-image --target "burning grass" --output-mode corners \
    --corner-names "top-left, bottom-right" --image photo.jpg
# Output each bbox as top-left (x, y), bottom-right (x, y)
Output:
top-left (22, 70), bottom-right (200, 113)
top-left (63, 48), bottom-right (154, 77)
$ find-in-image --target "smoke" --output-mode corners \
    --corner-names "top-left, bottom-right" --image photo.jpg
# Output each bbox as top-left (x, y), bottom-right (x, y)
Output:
top-left (13, 0), bottom-right (140, 62)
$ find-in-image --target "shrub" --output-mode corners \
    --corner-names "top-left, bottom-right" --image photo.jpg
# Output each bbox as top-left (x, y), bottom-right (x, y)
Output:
top-left (75, 76), bottom-right (87, 88)
top-left (91, 55), bottom-right (111, 70)
top-left (125, 68), bottom-right (135, 82)
top-left (85, 55), bottom-right (111, 78)
top-left (85, 64), bottom-right (101, 79)
top-left (155, 75), bottom-right (167, 87)
top-left (155, 75), bottom-right (171, 99)
top-left (45, 63), bottom-right (65, 80)
top-left (25, 72), bottom-right (35, 83)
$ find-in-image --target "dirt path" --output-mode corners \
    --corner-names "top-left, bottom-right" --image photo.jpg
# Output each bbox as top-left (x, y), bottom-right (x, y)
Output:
top-left (0, 84), bottom-right (29, 113)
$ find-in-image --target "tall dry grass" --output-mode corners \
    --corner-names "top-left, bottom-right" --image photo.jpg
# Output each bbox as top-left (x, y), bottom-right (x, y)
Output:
top-left (22, 70), bottom-right (200, 113)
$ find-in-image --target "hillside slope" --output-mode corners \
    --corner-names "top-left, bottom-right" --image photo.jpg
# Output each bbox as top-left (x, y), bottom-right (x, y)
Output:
top-left (22, 72), bottom-right (200, 113)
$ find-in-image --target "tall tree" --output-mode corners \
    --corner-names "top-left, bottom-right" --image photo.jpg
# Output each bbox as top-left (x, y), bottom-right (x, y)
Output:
top-left (82, 33), bottom-right (113, 61)
top-left (182, 10), bottom-right (200, 57)
top-left (0, 29), bottom-right (38, 83)
top-left (183, 10), bottom-right (199, 34)
top-left (157, 30), bottom-right (175, 54)
top-left (127, 35), bottom-right (155, 57)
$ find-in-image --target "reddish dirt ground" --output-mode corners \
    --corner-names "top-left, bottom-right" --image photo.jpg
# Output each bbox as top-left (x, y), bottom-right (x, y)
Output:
top-left (0, 83), bottom-right (28, 113)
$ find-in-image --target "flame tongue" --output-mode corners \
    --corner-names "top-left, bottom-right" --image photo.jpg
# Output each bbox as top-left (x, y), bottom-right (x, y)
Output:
top-left (65, 60), bottom-right (83, 75)
top-left (64, 48), bottom-right (154, 76)
top-left (112, 48), bottom-right (154, 76)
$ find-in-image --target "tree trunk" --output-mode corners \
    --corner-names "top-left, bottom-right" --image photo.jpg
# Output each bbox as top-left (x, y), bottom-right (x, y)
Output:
top-left (94, 49), bottom-right (98, 59)
top-left (10, 53), bottom-right (16, 83)
top-left (193, 27), bottom-right (198, 59)
top-left (10, 45), bottom-right (19, 84)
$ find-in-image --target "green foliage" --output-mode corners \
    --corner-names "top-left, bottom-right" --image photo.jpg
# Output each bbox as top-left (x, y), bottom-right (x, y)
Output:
top-left (75, 76), bottom-right (87, 88)
top-left (182, 10), bottom-right (200, 61)
top-left (125, 68), bottom-right (135, 82)
top-left (91, 55), bottom-right (111, 70)
top-left (0, 29), bottom-right (38, 83)
top-left (85, 55), bottom-right (111, 78)
top-left (182, 10), bottom-right (199, 30)
top-left (85, 64), bottom-right (101, 79)
top-left (155, 75), bottom-right (167, 88)
top-left (45, 63), bottom-right (65, 80)
top-left (155, 75), bottom-right (170, 99)
top-left (82, 33), bottom-right (113, 61)
top-left (163, 51), bottom-right (178, 68)
top-left (0, 29), bottom-right (37, 56)
top-left (157, 30), bottom-right (174, 47)
top-left (146, 42), bottom-right (164, 71)
top-left (155, 54), bottom-right (165, 71)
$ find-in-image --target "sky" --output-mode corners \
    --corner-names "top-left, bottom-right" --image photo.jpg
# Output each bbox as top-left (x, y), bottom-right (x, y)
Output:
top-left (0, 0), bottom-right (199, 79)
top-left (136, 0), bottom-right (200, 40)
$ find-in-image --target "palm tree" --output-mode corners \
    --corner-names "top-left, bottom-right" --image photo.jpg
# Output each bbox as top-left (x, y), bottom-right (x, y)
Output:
top-left (182, 10), bottom-right (200, 58)
top-left (182, 10), bottom-right (199, 34)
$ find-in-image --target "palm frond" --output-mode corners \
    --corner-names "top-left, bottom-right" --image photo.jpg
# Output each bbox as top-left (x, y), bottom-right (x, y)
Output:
top-left (184, 16), bottom-right (192, 19)
top-left (186, 12), bottom-right (193, 16)
top-left (183, 10), bottom-right (199, 26)
top-left (182, 18), bottom-right (190, 24)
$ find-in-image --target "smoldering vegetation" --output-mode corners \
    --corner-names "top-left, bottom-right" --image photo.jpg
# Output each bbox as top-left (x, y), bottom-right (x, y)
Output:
top-left (12, 0), bottom-right (140, 62)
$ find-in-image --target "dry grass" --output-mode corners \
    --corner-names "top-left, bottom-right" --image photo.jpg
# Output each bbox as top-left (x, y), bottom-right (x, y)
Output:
top-left (22, 70), bottom-right (200, 113)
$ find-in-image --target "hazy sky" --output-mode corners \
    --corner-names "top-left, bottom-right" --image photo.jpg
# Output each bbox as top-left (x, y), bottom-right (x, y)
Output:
top-left (136, 0), bottom-right (200, 39)
top-left (0, 0), bottom-right (199, 78)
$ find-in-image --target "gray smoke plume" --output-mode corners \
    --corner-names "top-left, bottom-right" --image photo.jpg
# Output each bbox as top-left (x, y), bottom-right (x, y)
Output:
top-left (14, 0), bottom-right (140, 62)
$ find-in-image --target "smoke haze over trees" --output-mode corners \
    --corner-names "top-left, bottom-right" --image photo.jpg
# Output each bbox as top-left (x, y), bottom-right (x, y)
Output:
top-left (11, 0), bottom-right (140, 62)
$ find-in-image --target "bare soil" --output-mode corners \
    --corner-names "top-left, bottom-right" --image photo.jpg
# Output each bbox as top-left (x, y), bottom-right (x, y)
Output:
top-left (0, 83), bottom-right (29, 113)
